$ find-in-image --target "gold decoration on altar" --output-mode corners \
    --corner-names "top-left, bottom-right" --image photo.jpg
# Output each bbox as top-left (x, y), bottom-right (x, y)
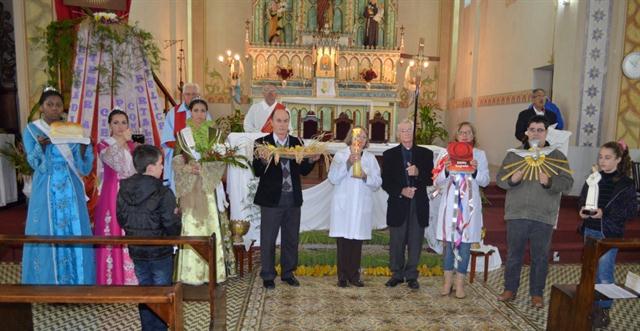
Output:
top-left (499, 147), bottom-right (573, 182)
top-left (350, 127), bottom-right (364, 178)
top-left (229, 220), bottom-right (250, 244)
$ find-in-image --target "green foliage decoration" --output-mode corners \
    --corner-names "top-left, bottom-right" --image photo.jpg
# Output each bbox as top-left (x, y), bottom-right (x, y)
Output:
top-left (414, 103), bottom-right (448, 146)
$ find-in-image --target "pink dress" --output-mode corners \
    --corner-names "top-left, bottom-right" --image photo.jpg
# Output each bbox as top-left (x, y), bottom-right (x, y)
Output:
top-left (94, 138), bottom-right (138, 285)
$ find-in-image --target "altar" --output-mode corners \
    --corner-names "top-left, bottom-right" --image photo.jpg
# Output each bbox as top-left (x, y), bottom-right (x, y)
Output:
top-left (242, 0), bottom-right (420, 144)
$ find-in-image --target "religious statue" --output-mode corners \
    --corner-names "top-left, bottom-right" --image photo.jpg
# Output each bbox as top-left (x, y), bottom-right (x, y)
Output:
top-left (268, 0), bottom-right (288, 43)
top-left (363, 0), bottom-right (383, 48)
top-left (583, 164), bottom-right (601, 212)
top-left (317, 0), bottom-right (334, 32)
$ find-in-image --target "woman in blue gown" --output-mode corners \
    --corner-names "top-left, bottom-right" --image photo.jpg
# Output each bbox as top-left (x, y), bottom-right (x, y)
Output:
top-left (21, 87), bottom-right (95, 285)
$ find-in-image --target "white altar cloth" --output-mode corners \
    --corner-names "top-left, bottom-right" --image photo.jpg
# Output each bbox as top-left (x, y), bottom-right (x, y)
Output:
top-left (0, 133), bottom-right (18, 207)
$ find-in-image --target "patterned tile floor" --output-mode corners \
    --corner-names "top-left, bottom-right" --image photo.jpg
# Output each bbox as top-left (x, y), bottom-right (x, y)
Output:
top-left (1, 262), bottom-right (639, 330)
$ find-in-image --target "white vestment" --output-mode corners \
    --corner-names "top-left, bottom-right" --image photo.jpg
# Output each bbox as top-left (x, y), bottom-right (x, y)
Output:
top-left (243, 100), bottom-right (276, 133)
top-left (328, 147), bottom-right (382, 240)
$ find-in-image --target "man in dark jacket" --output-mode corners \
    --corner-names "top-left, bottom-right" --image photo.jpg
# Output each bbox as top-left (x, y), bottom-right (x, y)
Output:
top-left (514, 89), bottom-right (558, 142)
top-left (253, 107), bottom-right (318, 289)
top-left (117, 144), bottom-right (181, 331)
top-left (382, 119), bottom-right (433, 290)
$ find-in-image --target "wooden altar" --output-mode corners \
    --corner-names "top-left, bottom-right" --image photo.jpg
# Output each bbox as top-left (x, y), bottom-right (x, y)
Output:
top-left (245, 0), bottom-right (403, 141)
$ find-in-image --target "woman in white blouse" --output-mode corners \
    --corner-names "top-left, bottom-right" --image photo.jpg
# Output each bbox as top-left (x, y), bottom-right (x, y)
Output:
top-left (435, 122), bottom-right (490, 298)
top-left (328, 126), bottom-right (382, 288)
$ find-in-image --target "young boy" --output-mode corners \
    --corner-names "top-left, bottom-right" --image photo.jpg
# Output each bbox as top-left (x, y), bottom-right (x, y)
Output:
top-left (117, 144), bottom-right (181, 331)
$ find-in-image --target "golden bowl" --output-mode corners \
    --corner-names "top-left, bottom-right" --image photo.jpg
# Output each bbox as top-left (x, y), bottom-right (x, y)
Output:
top-left (229, 220), bottom-right (251, 244)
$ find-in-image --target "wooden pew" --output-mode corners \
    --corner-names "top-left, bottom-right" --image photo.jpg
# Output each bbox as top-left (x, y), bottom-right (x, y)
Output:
top-left (547, 237), bottom-right (640, 330)
top-left (0, 234), bottom-right (217, 331)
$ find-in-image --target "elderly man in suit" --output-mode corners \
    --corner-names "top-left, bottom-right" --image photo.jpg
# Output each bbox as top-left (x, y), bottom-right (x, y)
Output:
top-left (253, 107), bottom-right (319, 289)
top-left (382, 119), bottom-right (434, 289)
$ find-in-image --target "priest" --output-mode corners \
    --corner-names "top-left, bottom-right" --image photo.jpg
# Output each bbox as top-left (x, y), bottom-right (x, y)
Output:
top-left (244, 84), bottom-right (290, 133)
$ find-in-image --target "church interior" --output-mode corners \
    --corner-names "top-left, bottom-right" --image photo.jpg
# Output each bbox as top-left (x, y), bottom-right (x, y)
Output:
top-left (0, 0), bottom-right (640, 330)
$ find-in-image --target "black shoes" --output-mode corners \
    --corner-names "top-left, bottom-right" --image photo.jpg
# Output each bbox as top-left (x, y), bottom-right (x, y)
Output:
top-left (591, 307), bottom-right (611, 328)
top-left (385, 278), bottom-right (404, 287)
top-left (407, 279), bottom-right (420, 289)
top-left (337, 280), bottom-right (348, 288)
top-left (263, 280), bottom-right (275, 289)
top-left (282, 276), bottom-right (300, 287)
top-left (349, 279), bottom-right (365, 287)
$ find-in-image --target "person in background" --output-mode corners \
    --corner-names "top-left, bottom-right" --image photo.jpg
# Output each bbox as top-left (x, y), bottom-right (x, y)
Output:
top-left (514, 88), bottom-right (558, 143)
top-left (578, 141), bottom-right (637, 328)
top-left (21, 87), bottom-right (95, 285)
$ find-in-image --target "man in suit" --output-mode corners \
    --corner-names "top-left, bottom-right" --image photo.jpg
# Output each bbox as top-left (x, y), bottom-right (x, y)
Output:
top-left (382, 119), bottom-right (434, 289)
top-left (253, 107), bottom-right (319, 289)
top-left (514, 88), bottom-right (558, 143)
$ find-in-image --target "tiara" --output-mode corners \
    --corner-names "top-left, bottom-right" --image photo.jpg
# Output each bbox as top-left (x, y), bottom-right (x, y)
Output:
top-left (112, 106), bottom-right (124, 112)
top-left (191, 96), bottom-right (205, 102)
top-left (43, 86), bottom-right (58, 93)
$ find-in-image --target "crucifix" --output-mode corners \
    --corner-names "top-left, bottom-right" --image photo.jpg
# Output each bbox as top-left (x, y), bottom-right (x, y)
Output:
top-left (400, 38), bottom-right (440, 141)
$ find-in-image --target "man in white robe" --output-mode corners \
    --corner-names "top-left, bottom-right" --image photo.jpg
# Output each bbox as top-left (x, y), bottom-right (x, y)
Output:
top-left (244, 84), bottom-right (291, 133)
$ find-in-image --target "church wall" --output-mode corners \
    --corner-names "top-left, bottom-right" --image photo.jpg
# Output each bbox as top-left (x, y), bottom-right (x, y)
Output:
top-left (129, 0), bottom-right (188, 105)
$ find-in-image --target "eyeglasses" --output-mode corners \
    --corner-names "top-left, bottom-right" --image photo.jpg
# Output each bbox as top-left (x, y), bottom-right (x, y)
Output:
top-left (399, 129), bottom-right (412, 133)
top-left (457, 131), bottom-right (473, 136)
top-left (527, 128), bottom-right (546, 133)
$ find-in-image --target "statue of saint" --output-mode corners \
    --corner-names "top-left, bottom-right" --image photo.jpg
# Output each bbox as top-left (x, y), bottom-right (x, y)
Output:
top-left (268, 0), bottom-right (287, 43)
top-left (363, 0), bottom-right (383, 48)
top-left (317, 0), bottom-right (334, 32)
top-left (584, 164), bottom-right (601, 212)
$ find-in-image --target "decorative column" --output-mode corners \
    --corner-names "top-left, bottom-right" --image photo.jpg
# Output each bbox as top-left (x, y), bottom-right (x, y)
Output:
top-left (616, 0), bottom-right (640, 148)
top-left (576, 0), bottom-right (612, 147)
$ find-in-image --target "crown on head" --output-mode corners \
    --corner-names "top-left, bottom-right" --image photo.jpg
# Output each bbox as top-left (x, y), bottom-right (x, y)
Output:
top-left (43, 86), bottom-right (58, 93)
top-left (191, 96), bottom-right (205, 102)
top-left (112, 106), bottom-right (124, 112)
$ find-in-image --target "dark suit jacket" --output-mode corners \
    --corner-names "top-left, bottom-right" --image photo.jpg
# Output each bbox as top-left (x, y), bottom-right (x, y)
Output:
top-left (382, 144), bottom-right (433, 227)
top-left (252, 134), bottom-right (316, 207)
top-left (514, 107), bottom-right (558, 142)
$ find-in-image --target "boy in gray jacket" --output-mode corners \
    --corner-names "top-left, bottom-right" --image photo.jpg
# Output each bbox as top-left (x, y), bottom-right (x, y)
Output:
top-left (495, 115), bottom-right (573, 308)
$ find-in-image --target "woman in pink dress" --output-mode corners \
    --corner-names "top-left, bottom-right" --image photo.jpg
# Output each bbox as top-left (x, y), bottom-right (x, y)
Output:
top-left (94, 109), bottom-right (138, 285)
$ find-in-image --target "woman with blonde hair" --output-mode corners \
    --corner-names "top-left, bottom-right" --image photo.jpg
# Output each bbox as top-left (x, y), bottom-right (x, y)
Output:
top-left (434, 122), bottom-right (489, 298)
top-left (328, 126), bottom-right (382, 287)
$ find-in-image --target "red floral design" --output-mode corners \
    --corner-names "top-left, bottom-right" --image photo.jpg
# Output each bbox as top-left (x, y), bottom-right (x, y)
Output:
top-left (277, 66), bottom-right (293, 80)
top-left (360, 68), bottom-right (377, 82)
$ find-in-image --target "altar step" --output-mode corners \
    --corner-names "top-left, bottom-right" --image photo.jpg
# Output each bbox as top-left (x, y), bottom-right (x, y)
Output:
top-left (482, 184), bottom-right (640, 264)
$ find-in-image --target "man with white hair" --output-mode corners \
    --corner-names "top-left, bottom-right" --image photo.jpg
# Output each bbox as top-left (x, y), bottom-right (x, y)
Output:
top-left (382, 119), bottom-right (433, 290)
top-left (244, 84), bottom-right (285, 133)
top-left (161, 83), bottom-right (209, 191)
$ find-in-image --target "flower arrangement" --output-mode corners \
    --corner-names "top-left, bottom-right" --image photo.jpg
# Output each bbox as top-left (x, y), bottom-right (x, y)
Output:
top-left (93, 12), bottom-right (119, 24)
top-left (197, 134), bottom-right (250, 169)
top-left (215, 108), bottom-right (245, 135)
top-left (276, 66), bottom-right (293, 80)
top-left (360, 68), bottom-right (377, 82)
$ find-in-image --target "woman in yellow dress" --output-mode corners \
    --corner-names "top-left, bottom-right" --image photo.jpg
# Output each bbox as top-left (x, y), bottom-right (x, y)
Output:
top-left (173, 98), bottom-right (235, 284)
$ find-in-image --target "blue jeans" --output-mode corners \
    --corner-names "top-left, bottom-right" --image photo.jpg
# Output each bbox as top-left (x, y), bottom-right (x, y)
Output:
top-left (584, 228), bottom-right (618, 309)
top-left (443, 241), bottom-right (471, 274)
top-left (133, 255), bottom-right (175, 331)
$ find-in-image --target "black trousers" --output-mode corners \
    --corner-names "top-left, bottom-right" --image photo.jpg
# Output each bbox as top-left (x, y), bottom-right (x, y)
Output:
top-left (389, 199), bottom-right (425, 281)
top-left (336, 237), bottom-right (363, 282)
top-left (259, 201), bottom-right (301, 281)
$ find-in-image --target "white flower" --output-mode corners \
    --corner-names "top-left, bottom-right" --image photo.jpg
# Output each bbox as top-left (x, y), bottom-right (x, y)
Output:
top-left (213, 143), bottom-right (227, 155)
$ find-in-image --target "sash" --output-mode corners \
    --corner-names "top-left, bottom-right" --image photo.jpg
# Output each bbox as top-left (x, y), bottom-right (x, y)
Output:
top-left (165, 104), bottom-right (185, 149)
top-left (260, 102), bottom-right (284, 133)
top-left (30, 120), bottom-right (89, 201)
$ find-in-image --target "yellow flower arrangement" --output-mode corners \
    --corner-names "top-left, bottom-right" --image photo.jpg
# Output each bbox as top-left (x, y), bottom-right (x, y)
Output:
top-left (275, 264), bottom-right (443, 277)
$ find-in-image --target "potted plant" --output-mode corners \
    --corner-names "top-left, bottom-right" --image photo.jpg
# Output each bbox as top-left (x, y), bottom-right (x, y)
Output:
top-left (414, 103), bottom-right (448, 146)
top-left (0, 141), bottom-right (34, 198)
